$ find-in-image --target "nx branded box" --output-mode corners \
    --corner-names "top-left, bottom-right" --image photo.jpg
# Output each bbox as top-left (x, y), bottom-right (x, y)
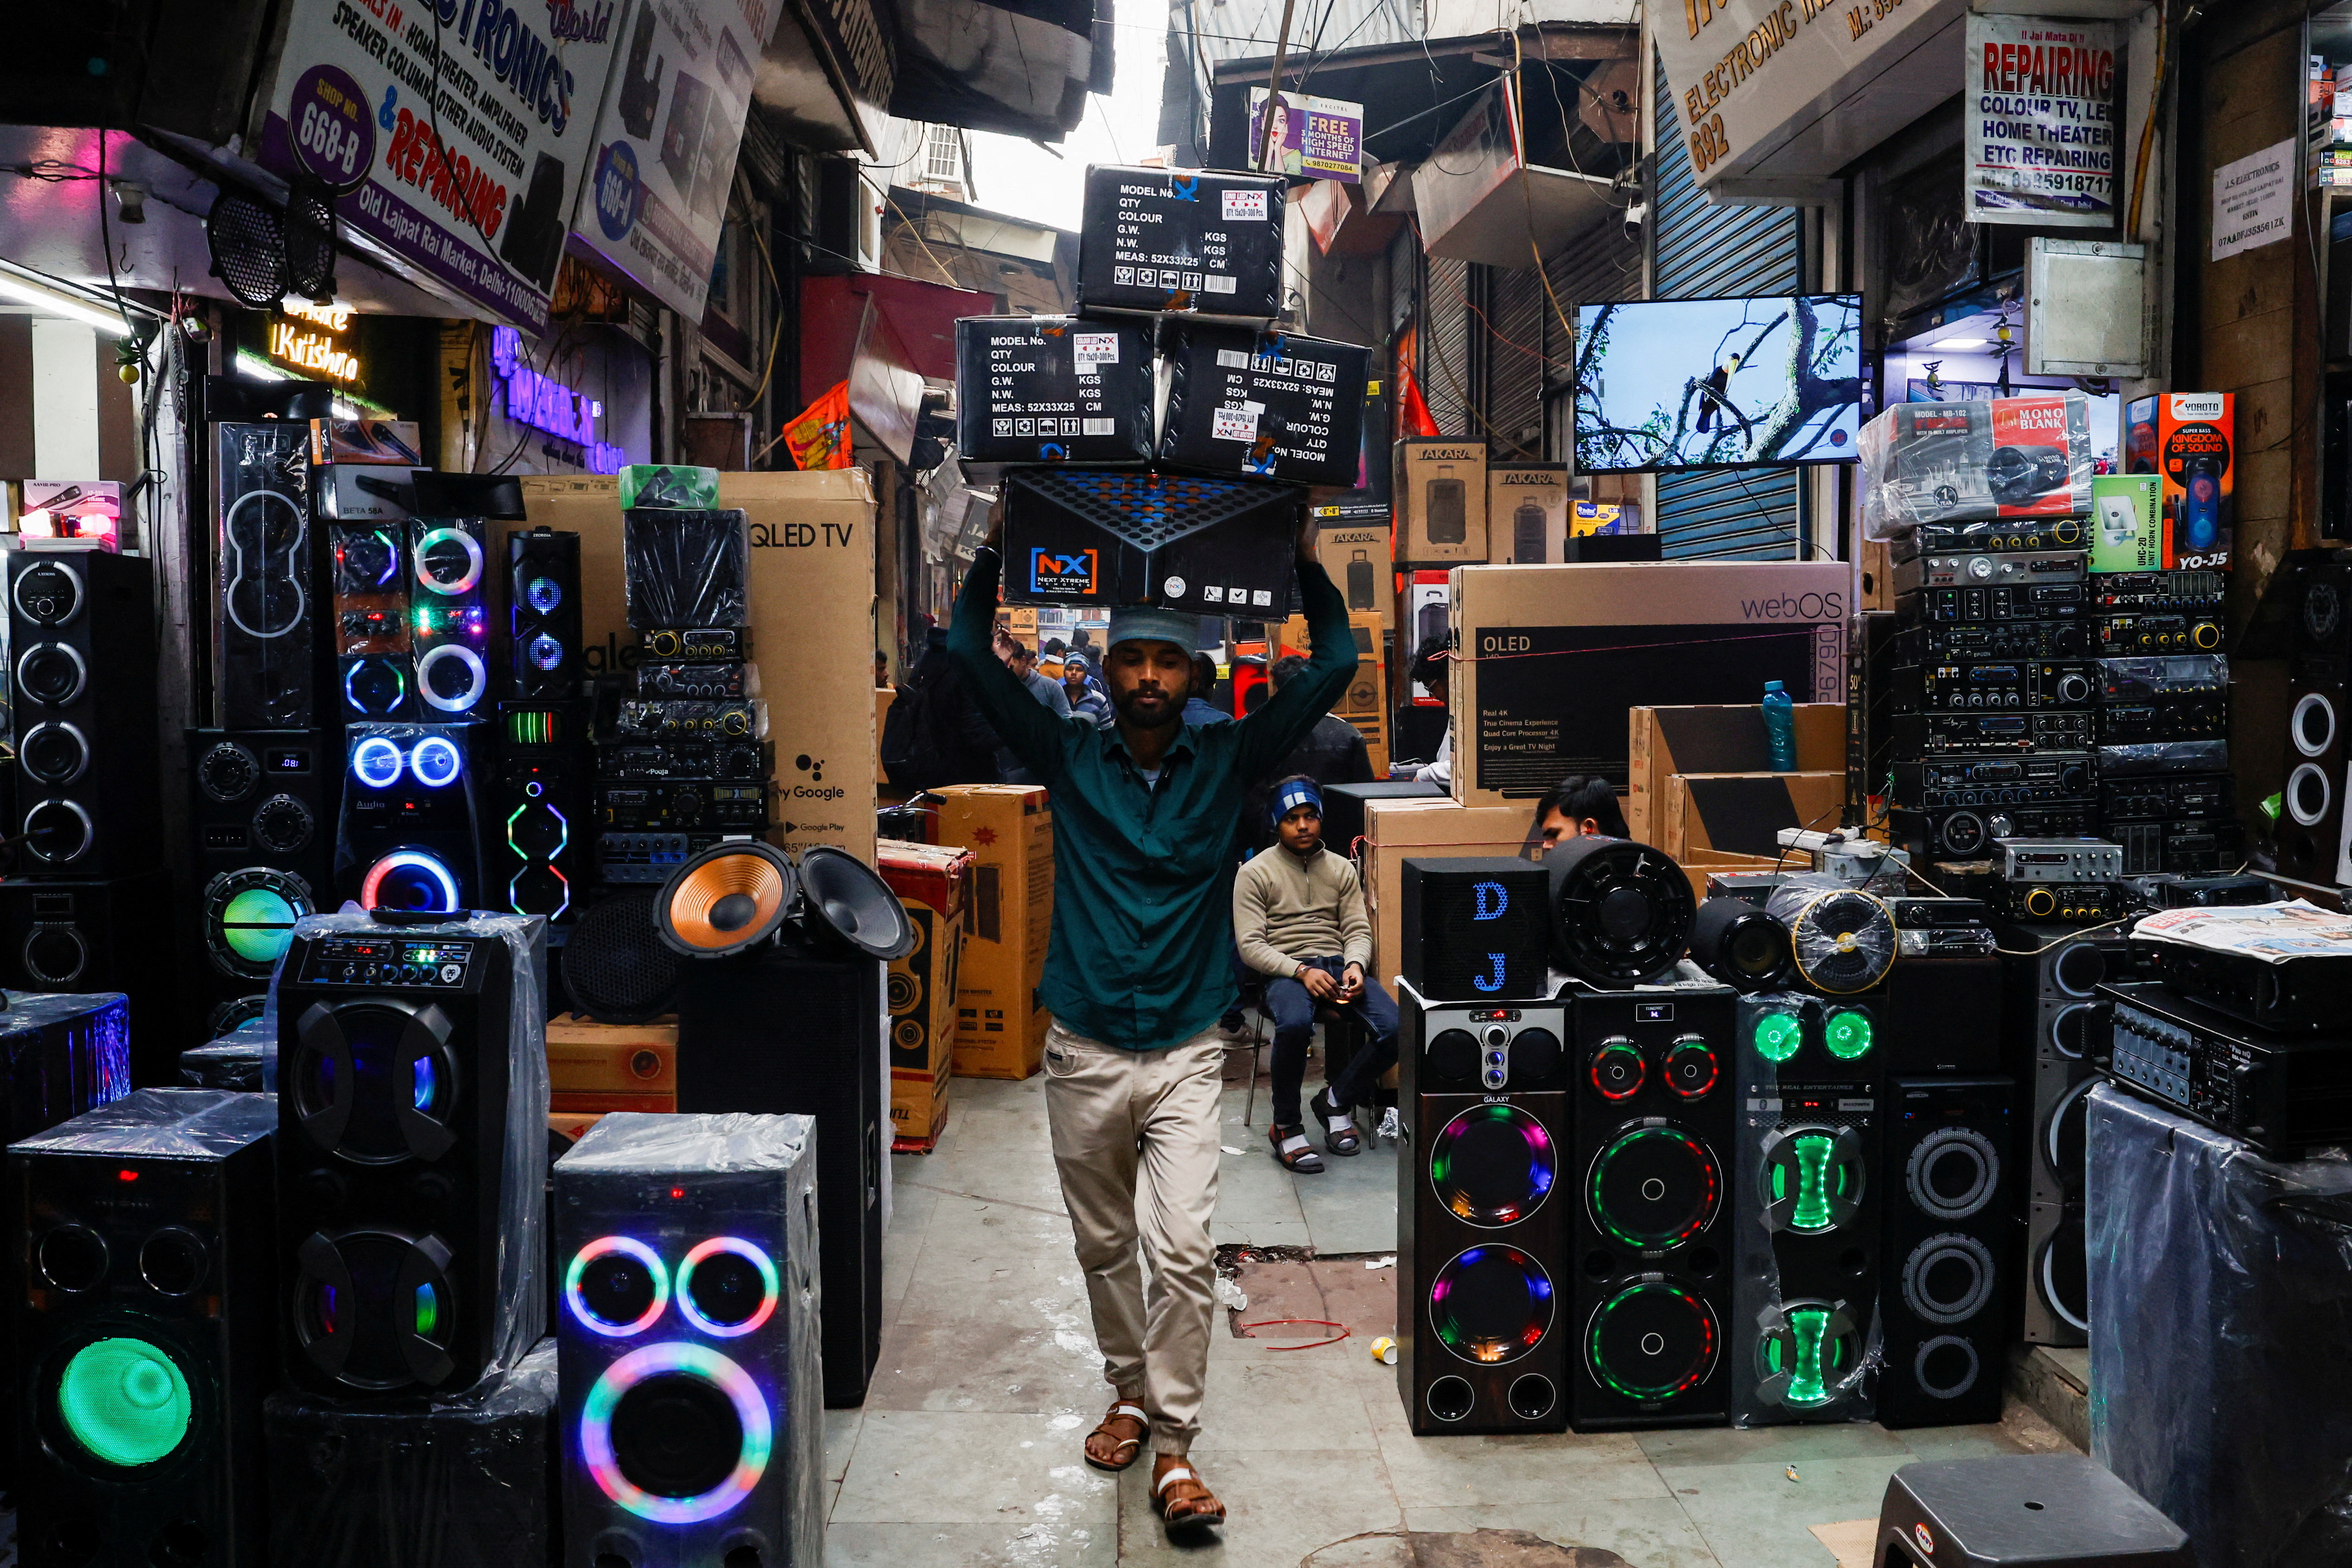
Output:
top-left (1076, 165), bottom-right (1286, 319)
top-left (954, 315), bottom-right (1155, 465)
top-left (1448, 562), bottom-right (1849, 809)
top-left (999, 467), bottom-right (1304, 617)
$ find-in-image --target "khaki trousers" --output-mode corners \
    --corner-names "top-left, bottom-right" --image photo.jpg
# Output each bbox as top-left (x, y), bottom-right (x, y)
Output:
top-left (1043, 1019), bottom-right (1224, 1456)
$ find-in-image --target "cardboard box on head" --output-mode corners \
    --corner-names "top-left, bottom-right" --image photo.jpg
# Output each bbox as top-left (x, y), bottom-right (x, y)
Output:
top-left (1448, 561), bottom-right (1849, 811)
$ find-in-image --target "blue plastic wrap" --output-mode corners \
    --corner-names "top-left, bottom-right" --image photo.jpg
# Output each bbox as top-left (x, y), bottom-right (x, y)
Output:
top-left (0, 988), bottom-right (130, 1141)
top-left (179, 1016), bottom-right (277, 1092)
top-left (2088, 1083), bottom-right (2352, 1566)
top-left (264, 1337), bottom-right (558, 1568)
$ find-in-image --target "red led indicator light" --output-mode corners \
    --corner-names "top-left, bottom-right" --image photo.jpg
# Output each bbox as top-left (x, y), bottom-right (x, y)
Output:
top-left (670, 1187), bottom-right (685, 1199)
top-left (117, 1170), bottom-right (138, 1182)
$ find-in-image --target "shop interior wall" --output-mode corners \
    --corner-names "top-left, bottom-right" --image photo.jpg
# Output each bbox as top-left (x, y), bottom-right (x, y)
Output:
top-left (2174, 0), bottom-right (2312, 843)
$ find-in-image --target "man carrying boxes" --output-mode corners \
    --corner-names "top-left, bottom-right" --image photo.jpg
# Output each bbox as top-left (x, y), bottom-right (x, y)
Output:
top-left (947, 514), bottom-right (1357, 1533)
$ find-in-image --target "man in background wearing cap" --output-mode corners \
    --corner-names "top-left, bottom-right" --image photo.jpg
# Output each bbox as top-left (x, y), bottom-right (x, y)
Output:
top-left (1232, 775), bottom-right (1397, 1172)
top-left (948, 519), bottom-right (1357, 1535)
top-left (1061, 651), bottom-right (1114, 728)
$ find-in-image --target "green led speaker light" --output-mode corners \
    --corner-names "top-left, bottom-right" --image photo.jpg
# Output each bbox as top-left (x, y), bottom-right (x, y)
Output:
top-left (1784, 1307), bottom-right (1831, 1406)
top-left (1752, 1010), bottom-right (1802, 1063)
top-left (1791, 1134), bottom-right (1835, 1231)
top-left (57, 1337), bottom-right (193, 1467)
top-left (1823, 1009), bottom-right (1873, 1060)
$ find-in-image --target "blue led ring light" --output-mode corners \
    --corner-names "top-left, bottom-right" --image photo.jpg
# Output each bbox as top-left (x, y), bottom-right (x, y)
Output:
top-left (416, 645), bottom-right (487, 714)
top-left (413, 527), bottom-right (484, 596)
top-left (351, 735), bottom-right (405, 788)
top-left (409, 735), bottom-right (463, 788)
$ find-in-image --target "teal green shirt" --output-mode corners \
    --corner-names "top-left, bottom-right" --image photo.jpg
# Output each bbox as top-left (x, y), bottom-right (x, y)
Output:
top-left (949, 549), bottom-right (1359, 1050)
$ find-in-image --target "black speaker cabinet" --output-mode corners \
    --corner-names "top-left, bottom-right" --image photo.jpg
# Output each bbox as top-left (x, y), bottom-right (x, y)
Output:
top-left (12, 1089), bottom-right (276, 1567)
top-left (1570, 981), bottom-right (1738, 1431)
top-left (10, 549), bottom-right (160, 877)
top-left (336, 722), bottom-right (486, 915)
top-left (264, 1340), bottom-right (558, 1568)
top-left (1730, 994), bottom-right (1884, 1424)
top-left (275, 921), bottom-right (544, 1397)
top-left (553, 1112), bottom-right (826, 1568)
top-left (214, 420), bottom-right (322, 727)
top-left (1399, 857), bottom-right (1552, 1001)
top-left (675, 943), bottom-right (884, 1408)
top-left (508, 527), bottom-right (581, 700)
top-left (496, 701), bottom-right (587, 923)
top-left (190, 728), bottom-right (336, 1021)
top-left (1877, 1076), bottom-right (2017, 1428)
top-left (2281, 567), bottom-right (2351, 881)
top-left (411, 515), bottom-right (494, 720)
top-left (1395, 980), bottom-right (1570, 1435)
top-left (1544, 837), bottom-right (1697, 987)
top-left (0, 873), bottom-right (177, 1083)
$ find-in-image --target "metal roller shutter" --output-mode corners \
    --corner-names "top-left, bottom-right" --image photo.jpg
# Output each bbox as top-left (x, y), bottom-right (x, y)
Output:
top-left (1651, 49), bottom-right (1804, 561)
top-left (1424, 254), bottom-right (1472, 439)
top-left (1543, 233), bottom-right (1640, 460)
top-left (1486, 265), bottom-right (1546, 460)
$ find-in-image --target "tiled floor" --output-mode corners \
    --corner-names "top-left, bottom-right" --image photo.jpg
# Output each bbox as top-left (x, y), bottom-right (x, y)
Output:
top-left (838, 1056), bottom-right (2050, 1567)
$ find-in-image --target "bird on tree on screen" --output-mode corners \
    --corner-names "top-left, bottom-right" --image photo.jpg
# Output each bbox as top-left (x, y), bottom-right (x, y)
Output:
top-left (1695, 352), bottom-right (1741, 433)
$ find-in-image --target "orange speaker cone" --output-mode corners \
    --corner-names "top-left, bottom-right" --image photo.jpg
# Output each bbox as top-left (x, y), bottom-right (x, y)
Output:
top-left (657, 842), bottom-right (797, 956)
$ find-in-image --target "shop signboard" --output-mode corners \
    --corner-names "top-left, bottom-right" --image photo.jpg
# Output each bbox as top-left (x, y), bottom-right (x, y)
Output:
top-left (252, 0), bottom-right (626, 330)
top-left (572, 0), bottom-right (778, 319)
top-left (1247, 89), bottom-right (1364, 182)
top-left (1962, 14), bottom-right (2121, 227)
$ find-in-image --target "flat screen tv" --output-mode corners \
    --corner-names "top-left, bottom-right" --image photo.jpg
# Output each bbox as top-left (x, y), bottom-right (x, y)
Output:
top-left (1573, 294), bottom-right (1864, 473)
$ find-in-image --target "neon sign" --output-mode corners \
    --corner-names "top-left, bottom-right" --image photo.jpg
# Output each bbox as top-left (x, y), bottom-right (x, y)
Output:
top-left (270, 300), bottom-right (362, 383)
top-left (490, 325), bottom-right (625, 473)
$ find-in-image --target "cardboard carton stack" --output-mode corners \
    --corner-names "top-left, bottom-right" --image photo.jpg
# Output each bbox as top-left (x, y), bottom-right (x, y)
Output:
top-left (932, 786), bottom-right (1054, 1080)
top-left (880, 840), bottom-right (975, 1148)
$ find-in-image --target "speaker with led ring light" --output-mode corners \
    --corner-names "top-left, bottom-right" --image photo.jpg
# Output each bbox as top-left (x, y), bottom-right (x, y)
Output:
top-left (2278, 562), bottom-right (2352, 880)
top-left (1875, 1075), bottom-right (2017, 1428)
top-left (1569, 979), bottom-right (1739, 1431)
top-left (9, 548), bottom-right (160, 878)
top-left (508, 527), bottom-right (582, 700)
top-left (11, 1089), bottom-right (278, 1568)
top-left (214, 420), bottom-right (324, 727)
top-left (1728, 993), bottom-right (1884, 1424)
top-left (189, 728), bottom-right (338, 1032)
top-left (334, 723), bottom-right (485, 917)
top-left (554, 1111), bottom-right (825, 1567)
top-left (273, 912), bottom-right (548, 1400)
top-left (657, 839), bottom-right (910, 1407)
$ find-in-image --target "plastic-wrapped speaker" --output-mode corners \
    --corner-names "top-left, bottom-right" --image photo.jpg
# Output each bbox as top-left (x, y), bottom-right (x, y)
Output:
top-left (1543, 837), bottom-right (1694, 986)
top-left (1765, 879), bottom-right (1897, 995)
top-left (1689, 897), bottom-right (1795, 992)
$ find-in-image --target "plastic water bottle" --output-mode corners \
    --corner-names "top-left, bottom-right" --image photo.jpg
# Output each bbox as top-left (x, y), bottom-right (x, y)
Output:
top-left (1763, 680), bottom-right (1797, 772)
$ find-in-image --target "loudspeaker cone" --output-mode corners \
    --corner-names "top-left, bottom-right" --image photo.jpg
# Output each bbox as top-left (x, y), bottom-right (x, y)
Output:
top-left (1543, 837), bottom-right (1694, 985)
top-left (795, 846), bottom-right (915, 960)
top-left (1689, 898), bottom-right (1794, 992)
top-left (656, 841), bottom-right (799, 958)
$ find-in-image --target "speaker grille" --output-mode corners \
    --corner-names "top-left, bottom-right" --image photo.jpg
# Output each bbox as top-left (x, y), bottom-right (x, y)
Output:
top-left (565, 893), bottom-right (686, 1024)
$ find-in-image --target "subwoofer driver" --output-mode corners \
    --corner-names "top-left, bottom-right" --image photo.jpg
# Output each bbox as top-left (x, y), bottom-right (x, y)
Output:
top-left (19, 722), bottom-right (90, 787)
top-left (196, 739), bottom-right (261, 802)
top-left (16, 641), bottom-right (89, 707)
top-left (22, 799), bottom-right (94, 865)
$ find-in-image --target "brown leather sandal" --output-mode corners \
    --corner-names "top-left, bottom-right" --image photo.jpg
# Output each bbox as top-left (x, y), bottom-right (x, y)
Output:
top-left (1082, 1400), bottom-right (1147, 1472)
top-left (1151, 1460), bottom-right (1227, 1531)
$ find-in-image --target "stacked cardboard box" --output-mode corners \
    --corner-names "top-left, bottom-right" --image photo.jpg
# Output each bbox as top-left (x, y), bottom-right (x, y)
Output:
top-left (880, 840), bottom-right (975, 1149)
top-left (1627, 703), bottom-right (1847, 850)
top-left (546, 1014), bottom-right (678, 1123)
top-left (932, 785), bottom-right (1054, 1079)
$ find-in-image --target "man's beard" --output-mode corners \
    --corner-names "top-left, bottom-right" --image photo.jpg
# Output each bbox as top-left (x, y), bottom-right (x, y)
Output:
top-left (1110, 674), bottom-right (1188, 725)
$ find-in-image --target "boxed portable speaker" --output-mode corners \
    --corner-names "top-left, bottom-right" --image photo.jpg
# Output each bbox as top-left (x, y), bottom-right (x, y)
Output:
top-left (1075, 164), bottom-right (1285, 320)
top-left (1155, 323), bottom-right (1371, 487)
top-left (954, 315), bottom-right (1155, 465)
top-left (1487, 464), bottom-right (1572, 564)
top-left (880, 839), bottom-right (973, 1148)
top-left (1314, 517), bottom-right (1393, 617)
top-left (930, 787), bottom-right (1053, 1080)
top-left (2125, 392), bottom-right (2234, 570)
top-left (998, 467), bottom-right (1305, 617)
top-left (1396, 440), bottom-right (1488, 563)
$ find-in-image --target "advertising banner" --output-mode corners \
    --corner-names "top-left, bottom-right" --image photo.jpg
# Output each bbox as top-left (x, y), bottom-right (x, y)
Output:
top-left (572, 0), bottom-right (777, 318)
top-left (253, 0), bottom-right (625, 330)
top-left (1963, 14), bottom-right (2122, 227)
top-left (1247, 88), bottom-right (1364, 183)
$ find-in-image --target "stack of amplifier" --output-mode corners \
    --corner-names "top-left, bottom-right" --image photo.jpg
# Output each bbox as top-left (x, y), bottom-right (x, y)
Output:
top-left (588, 477), bottom-right (768, 890)
top-left (1884, 523), bottom-right (2237, 884)
top-left (955, 166), bottom-right (1370, 618)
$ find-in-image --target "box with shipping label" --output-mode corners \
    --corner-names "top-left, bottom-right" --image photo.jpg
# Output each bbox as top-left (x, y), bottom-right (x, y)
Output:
top-left (546, 1013), bottom-right (677, 1115)
top-left (1156, 323), bottom-right (1372, 488)
top-left (2125, 392), bottom-right (2233, 570)
top-left (1395, 440), bottom-right (1487, 562)
top-left (1360, 798), bottom-right (1532, 987)
top-left (999, 467), bottom-right (1304, 619)
top-left (1487, 464), bottom-right (1571, 563)
top-left (932, 785), bottom-right (1053, 1079)
top-left (2090, 473), bottom-right (2163, 574)
top-left (1449, 561), bottom-right (1849, 810)
top-left (1658, 771), bottom-right (1848, 863)
top-left (1075, 164), bottom-right (1286, 320)
top-left (880, 839), bottom-right (974, 1147)
top-left (1316, 516), bottom-right (1395, 618)
top-left (954, 314), bottom-right (1155, 465)
top-left (1627, 703), bottom-right (1846, 844)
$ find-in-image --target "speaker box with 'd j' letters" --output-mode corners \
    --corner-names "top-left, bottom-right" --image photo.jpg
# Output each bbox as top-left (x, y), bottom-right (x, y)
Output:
top-left (12, 549), bottom-right (160, 877)
top-left (554, 1113), bottom-right (825, 1568)
top-left (275, 917), bottom-right (548, 1399)
top-left (1396, 981), bottom-right (1570, 1435)
top-left (13, 1090), bottom-right (276, 1568)
top-left (1571, 979), bottom-right (1738, 1431)
top-left (998, 467), bottom-right (1306, 620)
top-left (1876, 1076), bottom-right (2017, 1428)
top-left (1399, 857), bottom-right (1552, 1001)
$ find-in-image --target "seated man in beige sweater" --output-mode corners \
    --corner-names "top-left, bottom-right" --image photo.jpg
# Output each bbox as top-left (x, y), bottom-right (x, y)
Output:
top-left (1233, 776), bottom-right (1400, 1171)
